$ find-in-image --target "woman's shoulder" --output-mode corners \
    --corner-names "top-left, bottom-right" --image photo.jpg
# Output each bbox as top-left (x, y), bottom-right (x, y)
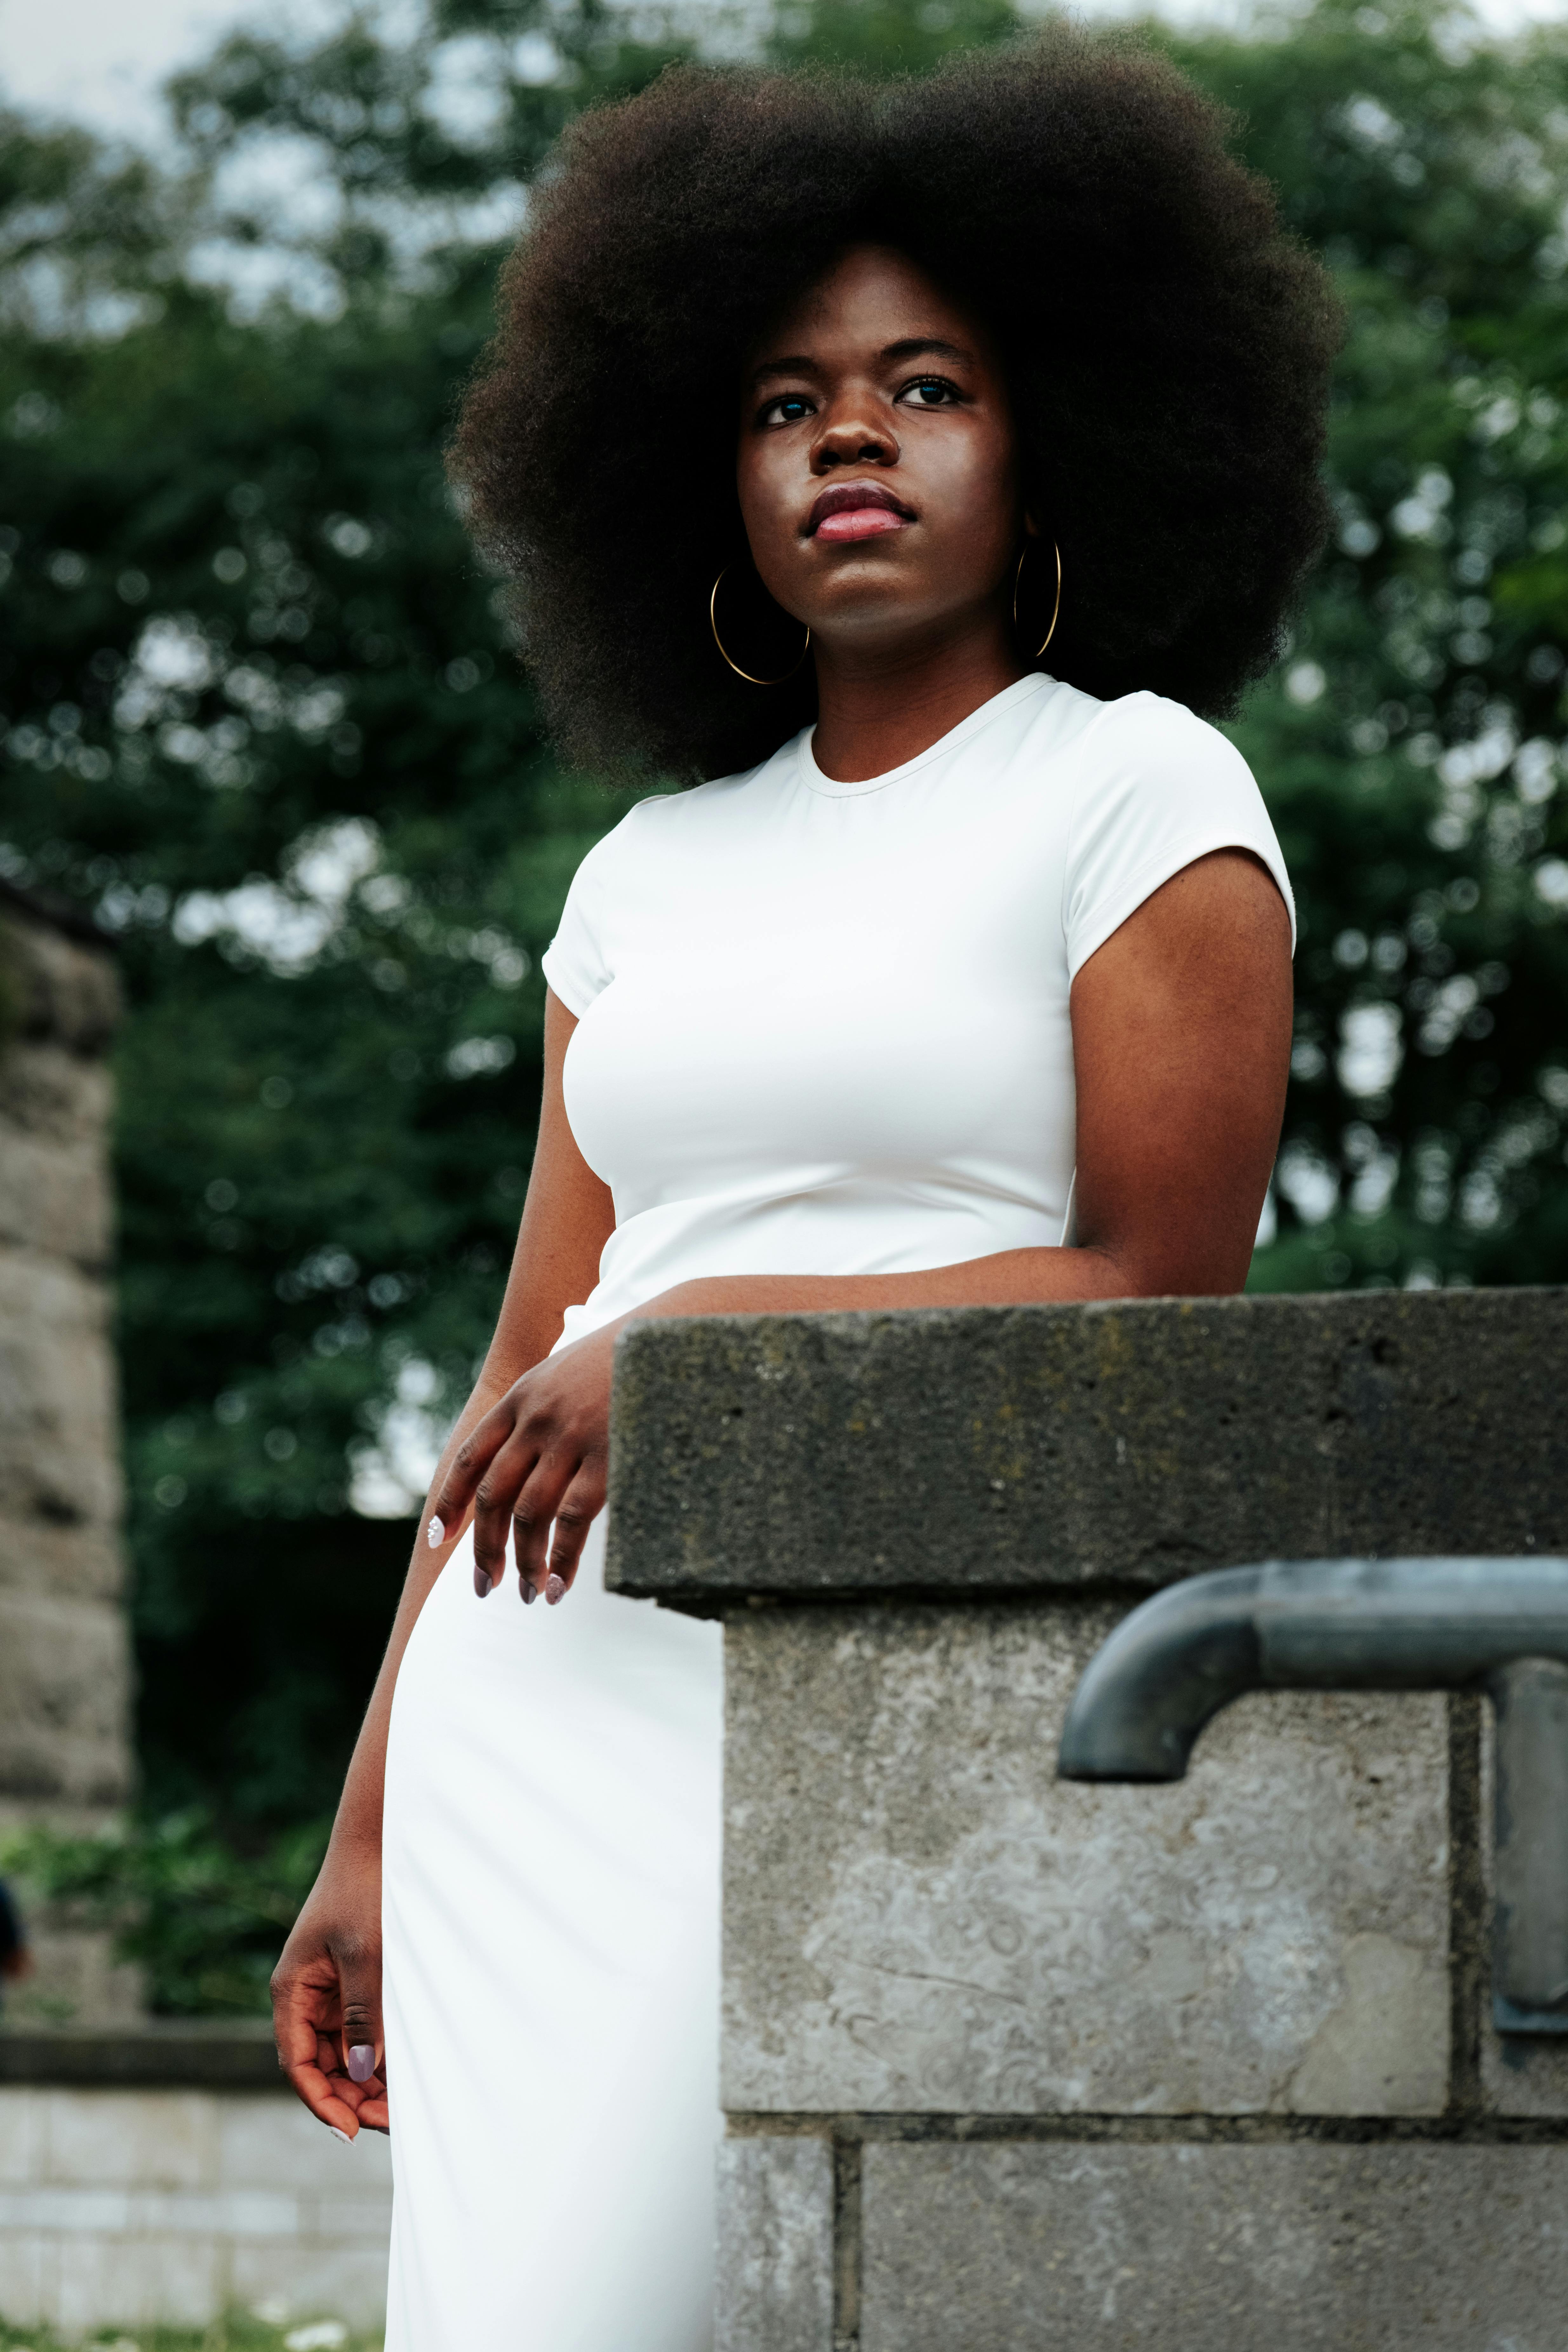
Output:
top-left (587, 734), bottom-right (801, 853)
top-left (1049, 682), bottom-right (1292, 969)
top-left (1049, 682), bottom-right (1257, 786)
top-left (672, 732), bottom-right (805, 814)
top-left (1029, 682), bottom-right (1268, 850)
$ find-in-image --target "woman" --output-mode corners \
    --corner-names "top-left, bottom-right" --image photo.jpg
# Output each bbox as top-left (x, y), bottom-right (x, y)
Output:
top-left (272, 30), bottom-right (1337, 2350)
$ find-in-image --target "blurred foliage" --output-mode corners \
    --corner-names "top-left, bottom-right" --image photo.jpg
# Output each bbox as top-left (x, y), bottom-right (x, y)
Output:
top-left (0, 0), bottom-right (1566, 1920)
top-left (0, 0), bottom-right (673, 1834)
top-left (1170, 0), bottom-right (1568, 1294)
top-left (1, 1810), bottom-right (328, 2015)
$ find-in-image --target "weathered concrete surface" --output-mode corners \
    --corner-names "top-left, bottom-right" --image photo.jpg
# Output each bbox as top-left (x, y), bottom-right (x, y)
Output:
top-left (0, 1591), bottom-right (133, 1806)
top-left (0, 1049), bottom-right (115, 1268)
top-left (606, 1290), bottom-right (1568, 1606)
top-left (649, 1291), bottom-right (1565, 2341)
top-left (724, 1606), bottom-right (1449, 2117)
top-left (715, 2138), bottom-right (833, 2352)
top-left (0, 2086), bottom-right (390, 2335)
top-left (0, 899), bottom-right (135, 2023)
top-left (0, 1247), bottom-right (125, 1572)
top-left (859, 2142), bottom-right (1568, 2351)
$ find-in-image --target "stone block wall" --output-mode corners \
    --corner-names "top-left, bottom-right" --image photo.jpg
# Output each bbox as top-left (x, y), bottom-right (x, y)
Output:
top-left (0, 900), bottom-right (389, 2342)
top-left (0, 2069), bottom-right (391, 2336)
top-left (609, 1292), bottom-right (1568, 2352)
top-left (715, 1624), bottom-right (1567, 2350)
top-left (0, 887), bottom-right (138, 2023)
top-left (722, 1612), bottom-right (1452, 2121)
top-left (853, 2143), bottom-right (1568, 2351)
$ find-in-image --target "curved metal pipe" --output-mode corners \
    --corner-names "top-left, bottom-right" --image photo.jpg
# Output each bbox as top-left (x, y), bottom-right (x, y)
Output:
top-left (1055, 1563), bottom-right (1264, 1782)
top-left (1056, 1557), bottom-right (1568, 2030)
top-left (1057, 1557), bottom-right (1568, 1780)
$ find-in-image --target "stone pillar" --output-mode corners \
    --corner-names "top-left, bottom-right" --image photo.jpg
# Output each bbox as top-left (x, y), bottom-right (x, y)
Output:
top-left (0, 884), bottom-right (139, 2024)
top-left (608, 1291), bottom-right (1568, 2351)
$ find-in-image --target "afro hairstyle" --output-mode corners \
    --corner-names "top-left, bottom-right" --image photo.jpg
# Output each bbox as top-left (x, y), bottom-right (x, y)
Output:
top-left (451, 26), bottom-right (1342, 782)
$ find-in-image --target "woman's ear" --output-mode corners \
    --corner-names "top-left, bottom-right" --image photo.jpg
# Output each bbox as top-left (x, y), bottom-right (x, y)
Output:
top-left (1023, 510), bottom-right (1042, 539)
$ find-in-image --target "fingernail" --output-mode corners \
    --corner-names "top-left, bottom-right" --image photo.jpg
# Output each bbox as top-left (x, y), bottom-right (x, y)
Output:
top-left (545, 1572), bottom-right (565, 1606)
top-left (474, 1563), bottom-right (491, 1598)
top-left (347, 2044), bottom-right (377, 2083)
top-left (520, 1576), bottom-right (537, 1605)
top-left (330, 2126), bottom-right (353, 2144)
top-left (426, 1516), bottom-right (444, 1549)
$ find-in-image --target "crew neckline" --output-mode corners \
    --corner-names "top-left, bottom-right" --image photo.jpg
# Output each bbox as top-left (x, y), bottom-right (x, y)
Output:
top-left (797, 672), bottom-right (1056, 799)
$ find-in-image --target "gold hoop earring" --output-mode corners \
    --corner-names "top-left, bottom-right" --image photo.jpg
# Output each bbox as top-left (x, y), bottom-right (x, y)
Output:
top-left (710, 565), bottom-right (811, 686)
top-left (1014, 540), bottom-right (1062, 661)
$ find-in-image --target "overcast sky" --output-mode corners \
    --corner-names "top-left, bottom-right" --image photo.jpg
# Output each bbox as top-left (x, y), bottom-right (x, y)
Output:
top-left (0, 0), bottom-right (363, 143)
top-left (3, 0), bottom-right (1566, 146)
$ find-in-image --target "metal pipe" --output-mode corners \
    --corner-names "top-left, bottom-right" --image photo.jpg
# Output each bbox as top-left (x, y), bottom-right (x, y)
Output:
top-left (1492, 1657), bottom-right (1568, 2027)
top-left (1056, 1557), bottom-right (1568, 2032)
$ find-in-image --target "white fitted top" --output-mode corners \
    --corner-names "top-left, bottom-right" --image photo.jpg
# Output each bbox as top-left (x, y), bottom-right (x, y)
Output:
top-left (541, 673), bottom-right (1292, 1347)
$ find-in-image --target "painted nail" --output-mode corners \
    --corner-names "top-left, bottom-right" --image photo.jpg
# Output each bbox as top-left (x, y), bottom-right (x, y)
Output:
top-left (545, 1572), bottom-right (565, 1606)
top-left (426, 1516), bottom-right (444, 1549)
top-left (473, 1563), bottom-right (491, 1598)
top-left (520, 1577), bottom-right (537, 1605)
top-left (347, 2045), bottom-right (377, 2083)
top-left (330, 2126), bottom-right (353, 2144)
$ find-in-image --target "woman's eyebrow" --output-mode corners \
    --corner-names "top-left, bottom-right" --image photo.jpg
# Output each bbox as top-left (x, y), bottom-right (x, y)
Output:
top-left (750, 353), bottom-right (820, 386)
top-left (749, 335), bottom-right (974, 387)
top-left (881, 336), bottom-right (974, 366)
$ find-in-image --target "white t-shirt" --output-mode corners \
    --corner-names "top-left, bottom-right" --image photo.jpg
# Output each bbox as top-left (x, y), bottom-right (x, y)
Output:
top-left (541, 672), bottom-right (1292, 1347)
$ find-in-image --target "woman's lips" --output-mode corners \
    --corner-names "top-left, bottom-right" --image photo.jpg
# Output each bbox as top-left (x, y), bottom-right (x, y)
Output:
top-left (814, 506), bottom-right (909, 543)
top-left (806, 481), bottom-right (915, 541)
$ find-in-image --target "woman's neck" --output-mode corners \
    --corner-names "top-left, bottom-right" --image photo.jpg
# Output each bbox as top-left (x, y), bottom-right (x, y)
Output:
top-left (808, 612), bottom-right (1027, 783)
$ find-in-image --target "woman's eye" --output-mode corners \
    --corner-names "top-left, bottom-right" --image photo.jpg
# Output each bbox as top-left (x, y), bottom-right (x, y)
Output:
top-left (898, 377), bottom-right (960, 409)
top-left (761, 394), bottom-right (815, 427)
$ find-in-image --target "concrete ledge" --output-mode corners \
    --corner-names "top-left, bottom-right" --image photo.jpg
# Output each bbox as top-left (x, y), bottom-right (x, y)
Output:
top-left (0, 2026), bottom-right (282, 2090)
top-left (606, 1289), bottom-right (1568, 1609)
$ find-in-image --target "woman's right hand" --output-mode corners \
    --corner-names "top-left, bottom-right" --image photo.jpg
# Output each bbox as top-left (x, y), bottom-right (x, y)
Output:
top-left (265, 988), bottom-right (612, 2139)
top-left (271, 1842), bottom-right (388, 2139)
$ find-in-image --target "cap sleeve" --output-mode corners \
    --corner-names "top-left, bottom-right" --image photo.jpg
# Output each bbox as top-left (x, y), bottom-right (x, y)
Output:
top-left (1062, 694), bottom-right (1296, 982)
top-left (540, 829), bottom-right (621, 1018)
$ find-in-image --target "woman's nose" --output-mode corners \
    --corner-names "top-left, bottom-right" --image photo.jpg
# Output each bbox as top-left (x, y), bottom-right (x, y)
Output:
top-left (812, 399), bottom-right (898, 471)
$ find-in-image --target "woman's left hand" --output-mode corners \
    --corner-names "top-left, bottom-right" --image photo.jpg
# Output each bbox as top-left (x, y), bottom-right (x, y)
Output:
top-left (428, 1319), bottom-right (625, 1602)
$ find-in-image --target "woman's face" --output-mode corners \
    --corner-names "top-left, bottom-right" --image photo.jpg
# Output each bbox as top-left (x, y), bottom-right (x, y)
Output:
top-left (736, 244), bottom-right (1021, 660)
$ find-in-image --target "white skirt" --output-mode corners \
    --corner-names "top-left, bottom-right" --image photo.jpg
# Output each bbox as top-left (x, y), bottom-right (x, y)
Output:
top-left (381, 1515), bottom-right (723, 2352)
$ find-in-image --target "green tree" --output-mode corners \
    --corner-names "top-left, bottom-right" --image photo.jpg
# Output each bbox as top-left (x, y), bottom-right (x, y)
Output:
top-left (1171, 0), bottom-right (1568, 1292)
top-left (0, 4), bottom-right (686, 1832)
top-left (1, 0), bottom-right (1566, 1986)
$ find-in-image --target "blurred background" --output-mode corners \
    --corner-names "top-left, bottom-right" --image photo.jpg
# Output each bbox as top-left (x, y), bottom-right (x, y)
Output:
top-left (1, 0), bottom-right (1566, 2025)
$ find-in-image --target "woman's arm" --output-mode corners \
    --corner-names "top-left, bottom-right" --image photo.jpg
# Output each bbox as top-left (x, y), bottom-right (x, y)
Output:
top-left (435, 848), bottom-right (1292, 1603)
top-left (270, 992), bottom-right (613, 2136)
